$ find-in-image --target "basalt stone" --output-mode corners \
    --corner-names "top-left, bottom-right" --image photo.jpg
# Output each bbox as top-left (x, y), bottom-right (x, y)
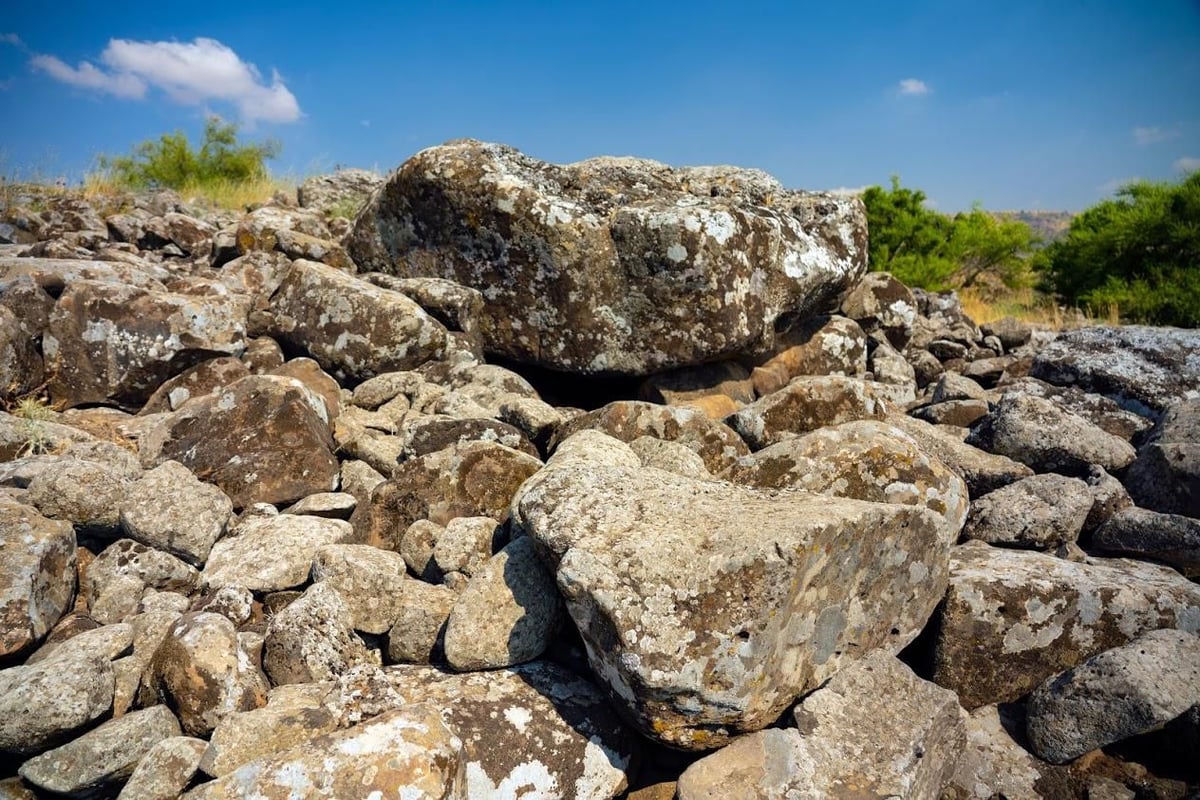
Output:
top-left (1091, 507), bottom-right (1200, 578)
top-left (514, 431), bottom-right (953, 750)
top-left (85, 539), bottom-right (198, 625)
top-left (962, 473), bottom-right (1094, 550)
top-left (202, 514), bottom-right (353, 593)
top-left (995, 377), bottom-right (1153, 442)
top-left (397, 415), bottom-right (538, 461)
top-left (886, 413), bottom-right (1034, 497)
top-left (261, 582), bottom-right (377, 686)
top-left (119, 461), bottom-right (232, 566)
top-left (199, 683), bottom-right (338, 777)
top-left (839, 270), bottom-right (918, 350)
top-left (25, 457), bottom-right (131, 535)
top-left (115, 735), bottom-right (207, 800)
top-left (297, 168), bottom-right (383, 216)
top-left (639, 360), bottom-right (756, 407)
top-left (725, 375), bottom-right (888, 451)
top-left (0, 649), bottom-right (113, 754)
top-left (346, 139), bottom-right (868, 375)
top-left (138, 357), bottom-right (250, 416)
top-left (747, 315), bottom-right (868, 397)
top-left (1123, 398), bottom-right (1200, 519)
top-left (0, 499), bottom-right (76, 658)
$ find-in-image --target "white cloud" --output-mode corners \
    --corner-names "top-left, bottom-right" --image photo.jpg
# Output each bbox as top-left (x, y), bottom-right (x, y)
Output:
top-left (1133, 125), bottom-right (1180, 145)
top-left (1175, 156), bottom-right (1200, 173)
top-left (824, 185), bottom-right (870, 197)
top-left (31, 37), bottom-right (301, 123)
top-left (898, 78), bottom-right (931, 96)
top-left (0, 33), bottom-right (22, 47)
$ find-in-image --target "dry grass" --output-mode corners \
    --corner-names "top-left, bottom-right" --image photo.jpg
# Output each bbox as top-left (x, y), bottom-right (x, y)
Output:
top-left (82, 172), bottom-right (296, 211)
top-left (960, 287), bottom-right (1119, 330)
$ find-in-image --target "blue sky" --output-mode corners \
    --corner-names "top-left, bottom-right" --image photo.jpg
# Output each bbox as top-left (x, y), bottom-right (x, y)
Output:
top-left (2, 1), bottom-right (1197, 211)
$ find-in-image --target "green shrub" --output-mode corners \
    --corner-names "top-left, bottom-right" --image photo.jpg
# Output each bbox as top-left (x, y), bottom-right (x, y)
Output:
top-left (1037, 171), bottom-right (1200, 326)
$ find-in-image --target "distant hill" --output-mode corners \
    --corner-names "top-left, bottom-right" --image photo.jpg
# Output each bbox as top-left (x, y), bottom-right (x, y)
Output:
top-left (992, 210), bottom-right (1074, 244)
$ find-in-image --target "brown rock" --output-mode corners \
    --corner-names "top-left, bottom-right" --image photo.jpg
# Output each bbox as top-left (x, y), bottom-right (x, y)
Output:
top-left (0, 499), bottom-right (76, 658)
top-left (139, 357), bottom-right (249, 415)
top-left (726, 375), bottom-right (888, 451)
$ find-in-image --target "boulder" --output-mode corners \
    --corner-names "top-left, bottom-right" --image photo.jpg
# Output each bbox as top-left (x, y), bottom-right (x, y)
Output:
top-left (261, 582), bottom-right (377, 685)
top-left (913, 398), bottom-right (990, 427)
top-left (141, 375), bottom-right (339, 508)
top-left (386, 583), bottom-right (457, 664)
top-left (0, 649), bottom-right (113, 754)
top-left (296, 168), bottom-right (383, 216)
top-left (199, 683), bottom-right (338, 777)
top-left (0, 499), bottom-right (76, 658)
top-left (85, 539), bottom-right (198, 624)
top-left (311, 543), bottom-right (417, 634)
top-left (838, 270), bottom-right (917, 349)
top-left (748, 315), bottom-right (868, 396)
top-left (397, 415), bottom-right (538, 461)
top-left (260, 259), bottom-right (447, 383)
top-left (1026, 629), bottom-right (1200, 764)
top-left (677, 653), bottom-right (966, 799)
top-left (725, 375), bottom-right (888, 451)
top-left (886, 413), bottom-right (1034, 497)
top-left (25, 457), bottom-right (132, 535)
top-left (639, 360), bottom-right (756, 407)
top-left (201, 513), bottom-right (353, 593)
top-left (345, 140), bottom-right (867, 375)
top-left (1029, 325), bottom-right (1200, 416)
top-left (932, 541), bottom-right (1200, 709)
top-left (120, 460), bottom-right (232, 566)
top-left (115, 735), bottom-right (207, 800)
top-left (1091, 507), bottom-right (1200, 578)
top-left (996, 377), bottom-right (1153, 442)
top-left (138, 357), bottom-right (250, 415)
top-left (945, 704), bottom-right (1052, 800)
top-left (44, 279), bottom-right (247, 409)
top-left (1123, 398), bottom-right (1200, 518)
top-left (962, 473), bottom-right (1093, 549)
top-left (514, 431), bottom-right (953, 749)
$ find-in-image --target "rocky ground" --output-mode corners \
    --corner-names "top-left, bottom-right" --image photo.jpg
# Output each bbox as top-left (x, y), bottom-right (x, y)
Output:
top-left (0, 140), bottom-right (1198, 799)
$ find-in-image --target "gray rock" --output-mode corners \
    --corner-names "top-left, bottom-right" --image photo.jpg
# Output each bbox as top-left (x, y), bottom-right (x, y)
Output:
top-left (1026, 629), bottom-right (1200, 763)
top-left (25, 620), bottom-right (133, 665)
top-left (934, 371), bottom-right (989, 403)
top-left (1091, 507), bottom-right (1200, 577)
top-left (932, 541), bottom-right (1200, 709)
top-left (346, 140), bottom-right (867, 376)
top-left (25, 457), bottom-right (131, 534)
top-left (190, 586), bottom-right (253, 627)
top-left (726, 375), bottom-right (889, 450)
top-left (1030, 325), bottom-right (1200, 416)
top-left (386, 581), bottom-right (457, 664)
top-left (199, 683), bottom-right (337, 777)
top-left (0, 649), bottom-right (113, 754)
top-left (201, 513), bottom-right (353, 593)
top-left (839, 270), bottom-right (917, 349)
top-left (946, 704), bottom-right (1048, 800)
top-left (262, 582), bottom-right (377, 685)
top-left (279, 491), bottom-right (356, 519)
top-left (963, 473), bottom-right (1093, 549)
top-left (0, 499), bottom-right (76, 658)
top-left (432, 515), bottom-right (502, 579)
top-left (1084, 465), bottom-right (1134, 534)
top-left (19, 705), bottom-right (181, 798)
top-left (866, 336), bottom-right (917, 404)
top-left (116, 736), bottom-right (207, 800)
top-left (1123, 398), bottom-right (1200, 518)
top-left (885, 413), bottom-right (1035, 497)
top-left (996, 377), bottom-right (1154, 442)
top-left (969, 391), bottom-right (1136, 475)
top-left (120, 461), bottom-right (232, 565)
top-left (628, 435), bottom-right (712, 479)
top-left (982, 316), bottom-right (1034, 350)
top-left (514, 431), bottom-right (953, 749)
top-left (311, 543), bottom-right (415, 634)
top-left (85, 539), bottom-right (198, 625)
top-left (677, 653), bottom-right (966, 799)
top-left (443, 537), bottom-right (563, 671)
top-left (297, 168), bottom-right (383, 216)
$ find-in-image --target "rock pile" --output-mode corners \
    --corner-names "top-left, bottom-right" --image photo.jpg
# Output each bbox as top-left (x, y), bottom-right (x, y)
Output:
top-left (1, 141), bottom-right (1198, 799)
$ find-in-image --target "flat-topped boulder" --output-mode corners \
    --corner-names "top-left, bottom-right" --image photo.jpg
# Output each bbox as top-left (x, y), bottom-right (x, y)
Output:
top-left (345, 139), bottom-right (867, 375)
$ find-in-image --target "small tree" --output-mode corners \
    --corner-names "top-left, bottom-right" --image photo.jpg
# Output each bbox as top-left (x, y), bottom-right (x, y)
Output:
top-left (99, 117), bottom-right (280, 190)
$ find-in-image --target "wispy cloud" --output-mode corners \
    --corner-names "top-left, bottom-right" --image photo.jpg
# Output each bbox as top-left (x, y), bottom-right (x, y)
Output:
top-left (0, 33), bottom-right (22, 47)
top-left (825, 185), bottom-right (870, 197)
top-left (1133, 125), bottom-right (1181, 145)
top-left (898, 78), bottom-right (931, 96)
top-left (1175, 156), bottom-right (1200, 173)
top-left (31, 37), bottom-right (301, 123)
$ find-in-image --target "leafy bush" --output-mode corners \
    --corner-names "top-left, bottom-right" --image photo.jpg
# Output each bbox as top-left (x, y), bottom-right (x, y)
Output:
top-left (97, 117), bottom-right (280, 191)
top-left (1037, 171), bottom-right (1200, 326)
top-left (862, 176), bottom-right (1038, 292)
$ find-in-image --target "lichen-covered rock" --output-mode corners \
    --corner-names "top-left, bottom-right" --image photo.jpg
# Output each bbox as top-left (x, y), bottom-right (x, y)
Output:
top-left (748, 315), bottom-right (868, 396)
top-left (268, 357), bottom-right (341, 422)
top-left (0, 649), bottom-right (113, 754)
top-left (386, 583), bottom-right (457, 664)
top-left (262, 582), bottom-right (377, 685)
top-left (551, 399), bottom-right (748, 474)
top-left (201, 514), bottom-right (353, 593)
top-left (946, 704), bottom-right (1049, 800)
top-left (726, 375), bottom-right (888, 451)
top-left (969, 392), bottom-right (1136, 475)
top-left (514, 431), bottom-right (953, 749)
top-left (0, 499), bottom-right (75, 658)
top-left (1123, 398), bottom-right (1200, 518)
top-left (311, 543), bottom-right (416, 634)
top-left (914, 398), bottom-right (990, 428)
top-left (398, 414), bottom-right (538, 460)
top-left (934, 371), bottom-right (988, 403)
top-left (932, 541), bottom-right (1200, 709)
top-left (44, 279), bottom-right (247, 409)
top-left (183, 705), bottom-right (466, 800)
top-left (352, 440), bottom-right (542, 551)
top-left (866, 336), bottom-right (917, 405)
top-left (25, 457), bottom-right (132, 534)
top-left (145, 612), bottom-right (269, 737)
top-left (115, 735), bottom-right (207, 800)
top-left (260, 259), bottom-right (447, 382)
top-left (1029, 325), bottom-right (1200, 416)
top-left (141, 374), bottom-right (338, 508)
top-left (282, 491), bottom-right (356, 519)
top-left (85, 539), bottom-right (198, 624)
top-left (1026, 629), bottom-right (1200, 764)
top-left (297, 168), bottom-right (383, 216)
top-left (346, 140), bottom-right (868, 375)
top-left (725, 419), bottom-right (968, 539)
top-left (629, 435), bottom-right (712, 479)
top-left (996, 377), bottom-right (1153, 442)
top-left (962, 473), bottom-right (1093, 550)
top-left (677, 653), bottom-right (966, 799)
top-left (0, 305), bottom-right (44, 402)
top-left (839, 270), bottom-right (917, 349)
top-left (1091, 507), bottom-right (1200, 578)
top-left (18, 705), bottom-right (181, 798)
top-left (120, 460), bottom-right (232, 566)
top-left (382, 662), bottom-right (635, 799)
top-left (885, 413), bottom-right (1034, 497)
top-left (199, 683), bottom-right (338, 777)
top-left (443, 537), bottom-right (563, 671)
top-left (138, 357), bottom-right (250, 415)
top-left (431, 516), bottom-right (503, 579)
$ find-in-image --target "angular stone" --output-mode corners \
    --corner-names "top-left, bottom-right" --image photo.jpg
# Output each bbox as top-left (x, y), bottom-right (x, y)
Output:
top-left (85, 539), bottom-right (198, 625)
top-left (311, 543), bottom-right (415, 633)
top-left (25, 457), bottom-right (131, 534)
top-left (839, 270), bottom-right (917, 349)
top-left (866, 336), bottom-right (917, 404)
top-left (44, 279), bottom-right (247, 409)
top-left (0, 499), bottom-right (75, 658)
top-left (346, 140), bottom-right (867, 375)
top-left (749, 315), bottom-right (868, 396)
top-left (963, 474), bottom-right (1093, 549)
top-left (431, 516), bottom-right (502, 579)
top-left (267, 357), bottom-right (341, 422)
top-left (398, 415), bottom-right (538, 461)
top-left (0, 305), bottom-right (43, 401)
top-left (261, 259), bottom-right (446, 382)
top-left (386, 583), bottom-right (457, 664)
top-left (913, 398), bottom-right (990, 428)
top-left (1026, 629), bottom-right (1200, 764)
top-left (934, 371), bottom-right (989, 403)
top-left (997, 377), bottom-right (1153, 442)
top-left (281, 491), bottom-right (357, 521)
top-left (946, 704), bottom-right (1049, 800)
top-left (199, 683), bottom-right (337, 777)
top-left (352, 441), bottom-right (542, 552)
top-left (932, 541), bottom-right (1200, 709)
top-left (1084, 465), bottom-right (1134, 534)
top-left (146, 612), bottom-right (269, 736)
top-left (639, 360), bottom-right (756, 409)
top-left (1123, 398), bottom-right (1200, 518)
top-left (969, 392), bottom-right (1136, 475)
top-left (262, 582), bottom-right (376, 685)
top-left (514, 432), bottom-right (952, 749)
top-left (18, 705), bottom-right (181, 798)
top-left (139, 357), bottom-right (250, 415)
top-left (202, 514), bottom-right (353, 593)
top-left (120, 461), bottom-right (232, 566)
top-left (886, 413), bottom-right (1034, 497)
top-left (629, 435), bottom-right (712, 479)
top-left (0, 649), bottom-right (113, 754)
top-left (1030, 325), bottom-right (1200, 416)
top-left (443, 537), bottom-right (563, 671)
top-left (677, 653), bottom-right (966, 799)
top-left (1091, 507), bottom-right (1200, 578)
top-left (25, 619), bottom-right (132, 665)
top-left (142, 375), bottom-right (338, 508)
top-left (115, 735), bottom-right (207, 800)
top-left (297, 168), bottom-right (382, 215)
top-left (551, 400), bottom-right (748, 474)
top-left (726, 375), bottom-right (888, 451)
top-left (183, 705), bottom-right (464, 800)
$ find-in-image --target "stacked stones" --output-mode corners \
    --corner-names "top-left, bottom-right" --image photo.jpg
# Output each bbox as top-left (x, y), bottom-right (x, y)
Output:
top-left (0, 141), bottom-right (1197, 799)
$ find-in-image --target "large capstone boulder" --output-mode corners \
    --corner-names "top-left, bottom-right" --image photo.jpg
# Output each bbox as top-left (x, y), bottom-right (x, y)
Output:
top-left (513, 431), bottom-right (953, 750)
top-left (345, 140), bottom-right (867, 375)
